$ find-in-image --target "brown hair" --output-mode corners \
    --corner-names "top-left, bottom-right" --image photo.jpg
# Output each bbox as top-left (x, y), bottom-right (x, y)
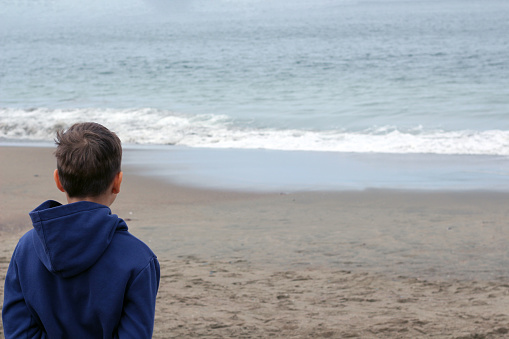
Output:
top-left (55, 122), bottom-right (122, 198)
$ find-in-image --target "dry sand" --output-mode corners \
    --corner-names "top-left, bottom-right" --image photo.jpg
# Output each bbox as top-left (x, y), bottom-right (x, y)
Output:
top-left (1, 146), bottom-right (509, 338)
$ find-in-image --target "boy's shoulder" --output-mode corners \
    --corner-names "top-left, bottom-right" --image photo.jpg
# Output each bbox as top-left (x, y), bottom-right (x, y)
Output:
top-left (12, 229), bottom-right (37, 256)
top-left (103, 222), bottom-right (158, 270)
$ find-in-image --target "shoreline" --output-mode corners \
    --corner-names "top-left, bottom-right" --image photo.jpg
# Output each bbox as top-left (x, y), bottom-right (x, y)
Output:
top-left (2, 145), bottom-right (509, 338)
top-left (4, 141), bottom-right (509, 193)
top-left (123, 144), bottom-right (509, 193)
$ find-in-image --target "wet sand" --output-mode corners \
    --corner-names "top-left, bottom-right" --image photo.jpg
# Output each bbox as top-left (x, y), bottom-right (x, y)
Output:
top-left (1, 146), bottom-right (509, 338)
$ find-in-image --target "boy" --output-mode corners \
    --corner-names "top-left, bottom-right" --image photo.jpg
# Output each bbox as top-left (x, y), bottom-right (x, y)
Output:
top-left (2, 122), bottom-right (160, 338)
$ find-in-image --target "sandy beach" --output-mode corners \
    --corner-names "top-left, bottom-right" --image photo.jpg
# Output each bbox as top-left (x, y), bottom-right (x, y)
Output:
top-left (1, 145), bottom-right (509, 338)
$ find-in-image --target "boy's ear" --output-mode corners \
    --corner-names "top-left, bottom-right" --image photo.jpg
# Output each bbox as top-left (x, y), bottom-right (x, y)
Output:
top-left (53, 169), bottom-right (66, 193)
top-left (112, 172), bottom-right (123, 195)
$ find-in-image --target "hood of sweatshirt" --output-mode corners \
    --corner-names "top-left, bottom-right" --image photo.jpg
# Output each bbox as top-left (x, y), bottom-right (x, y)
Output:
top-left (29, 200), bottom-right (127, 278)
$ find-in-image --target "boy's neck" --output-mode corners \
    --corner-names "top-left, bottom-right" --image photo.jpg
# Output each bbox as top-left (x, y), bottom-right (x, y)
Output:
top-left (66, 192), bottom-right (116, 207)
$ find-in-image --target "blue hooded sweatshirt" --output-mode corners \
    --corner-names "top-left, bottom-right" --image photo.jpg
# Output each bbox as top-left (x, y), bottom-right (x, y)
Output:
top-left (2, 200), bottom-right (160, 339)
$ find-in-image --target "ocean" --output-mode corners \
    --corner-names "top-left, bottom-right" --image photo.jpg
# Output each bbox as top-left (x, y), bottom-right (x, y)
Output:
top-left (1, 0), bottom-right (509, 191)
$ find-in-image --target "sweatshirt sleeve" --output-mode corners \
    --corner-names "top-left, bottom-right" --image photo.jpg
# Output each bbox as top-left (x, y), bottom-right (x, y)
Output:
top-left (116, 257), bottom-right (160, 339)
top-left (2, 247), bottom-right (47, 339)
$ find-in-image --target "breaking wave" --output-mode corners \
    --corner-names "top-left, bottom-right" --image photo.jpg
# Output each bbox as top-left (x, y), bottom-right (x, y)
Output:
top-left (1, 107), bottom-right (508, 155)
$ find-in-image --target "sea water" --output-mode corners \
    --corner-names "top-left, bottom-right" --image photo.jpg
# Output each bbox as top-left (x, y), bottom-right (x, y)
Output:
top-left (1, 0), bottom-right (509, 191)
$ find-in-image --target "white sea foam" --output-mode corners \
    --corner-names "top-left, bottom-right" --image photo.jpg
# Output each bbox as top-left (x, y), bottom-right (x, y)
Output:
top-left (1, 108), bottom-right (508, 155)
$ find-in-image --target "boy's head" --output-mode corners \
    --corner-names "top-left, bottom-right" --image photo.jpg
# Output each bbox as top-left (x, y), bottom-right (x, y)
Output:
top-left (54, 122), bottom-right (122, 199)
